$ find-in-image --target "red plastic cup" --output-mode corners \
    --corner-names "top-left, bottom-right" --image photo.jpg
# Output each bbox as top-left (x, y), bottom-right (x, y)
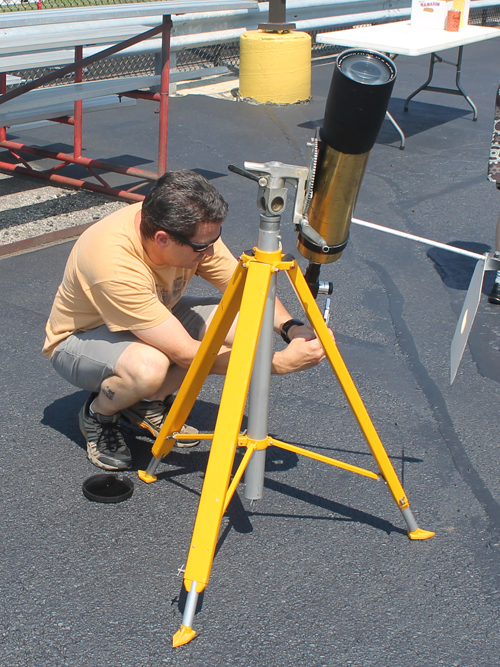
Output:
top-left (446, 9), bottom-right (461, 32)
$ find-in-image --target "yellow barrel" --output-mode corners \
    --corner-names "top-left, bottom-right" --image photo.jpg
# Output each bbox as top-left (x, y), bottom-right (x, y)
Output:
top-left (239, 30), bottom-right (311, 104)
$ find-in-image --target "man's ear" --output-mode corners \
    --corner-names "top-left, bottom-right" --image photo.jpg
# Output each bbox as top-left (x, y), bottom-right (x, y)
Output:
top-left (155, 230), bottom-right (169, 249)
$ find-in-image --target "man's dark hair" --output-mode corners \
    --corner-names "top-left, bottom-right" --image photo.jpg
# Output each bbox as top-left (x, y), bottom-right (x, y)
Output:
top-left (141, 169), bottom-right (228, 241)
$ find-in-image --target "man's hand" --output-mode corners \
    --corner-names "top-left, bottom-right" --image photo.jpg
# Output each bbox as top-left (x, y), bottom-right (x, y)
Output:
top-left (289, 322), bottom-right (335, 345)
top-left (272, 324), bottom-right (335, 374)
top-left (287, 323), bottom-right (316, 341)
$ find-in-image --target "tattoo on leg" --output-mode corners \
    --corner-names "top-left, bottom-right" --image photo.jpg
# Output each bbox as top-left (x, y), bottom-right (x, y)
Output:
top-left (102, 386), bottom-right (115, 401)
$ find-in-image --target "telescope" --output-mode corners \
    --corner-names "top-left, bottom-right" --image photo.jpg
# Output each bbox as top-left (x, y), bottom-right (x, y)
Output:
top-left (299, 48), bottom-right (396, 295)
top-left (230, 48), bottom-right (396, 298)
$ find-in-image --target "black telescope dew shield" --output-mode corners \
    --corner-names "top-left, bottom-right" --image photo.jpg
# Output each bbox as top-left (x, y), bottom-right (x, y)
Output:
top-left (297, 49), bottom-right (396, 266)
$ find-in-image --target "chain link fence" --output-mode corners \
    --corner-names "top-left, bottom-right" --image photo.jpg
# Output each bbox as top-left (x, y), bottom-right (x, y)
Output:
top-left (7, 54), bottom-right (157, 91)
top-left (0, 0), bottom-right (159, 11)
top-left (469, 2), bottom-right (500, 25)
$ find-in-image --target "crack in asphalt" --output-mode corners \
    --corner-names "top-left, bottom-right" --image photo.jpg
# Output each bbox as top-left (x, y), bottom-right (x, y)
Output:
top-left (263, 108), bottom-right (307, 164)
top-left (367, 259), bottom-right (500, 548)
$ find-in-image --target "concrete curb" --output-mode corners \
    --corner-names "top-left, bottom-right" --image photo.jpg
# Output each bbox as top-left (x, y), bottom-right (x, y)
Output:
top-left (0, 220), bottom-right (93, 259)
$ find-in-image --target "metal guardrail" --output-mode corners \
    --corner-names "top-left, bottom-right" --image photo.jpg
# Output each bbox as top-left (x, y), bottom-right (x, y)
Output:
top-left (0, 0), bottom-right (155, 10)
top-left (176, 0), bottom-right (500, 75)
top-left (1, 0), bottom-right (499, 94)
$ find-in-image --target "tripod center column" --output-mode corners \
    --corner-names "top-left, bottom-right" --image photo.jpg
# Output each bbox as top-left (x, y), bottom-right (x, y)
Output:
top-left (244, 214), bottom-right (281, 501)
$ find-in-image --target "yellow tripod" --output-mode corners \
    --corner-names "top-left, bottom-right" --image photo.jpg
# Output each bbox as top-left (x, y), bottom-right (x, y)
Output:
top-left (138, 224), bottom-right (434, 647)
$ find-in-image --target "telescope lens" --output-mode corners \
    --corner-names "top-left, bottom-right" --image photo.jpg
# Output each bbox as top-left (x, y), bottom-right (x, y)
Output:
top-left (338, 52), bottom-right (394, 86)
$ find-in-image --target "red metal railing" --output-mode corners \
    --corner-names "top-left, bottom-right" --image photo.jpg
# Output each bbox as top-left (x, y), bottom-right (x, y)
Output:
top-left (0, 15), bottom-right (173, 201)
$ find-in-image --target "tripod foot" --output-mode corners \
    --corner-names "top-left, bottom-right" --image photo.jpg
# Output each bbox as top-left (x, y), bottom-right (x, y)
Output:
top-left (137, 470), bottom-right (157, 483)
top-left (408, 528), bottom-right (435, 540)
top-left (172, 625), bottom-right (197, 647)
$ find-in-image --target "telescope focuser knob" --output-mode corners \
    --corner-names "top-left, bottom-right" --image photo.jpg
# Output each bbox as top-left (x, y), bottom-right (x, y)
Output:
top-left (318, 281), bottom-right (333, 295)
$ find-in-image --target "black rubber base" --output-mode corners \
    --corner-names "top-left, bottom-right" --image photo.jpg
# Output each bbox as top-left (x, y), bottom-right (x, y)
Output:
top-left (82, 474), bottom-right (134, 503)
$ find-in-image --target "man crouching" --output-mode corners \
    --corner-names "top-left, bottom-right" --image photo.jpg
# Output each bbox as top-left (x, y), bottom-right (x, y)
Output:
top-left (43, 170), bottom-right (327, 470)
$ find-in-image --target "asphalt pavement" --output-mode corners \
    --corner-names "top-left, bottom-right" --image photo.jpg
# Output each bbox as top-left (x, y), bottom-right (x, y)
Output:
top-left (1, 39), bottom-right (500, 667)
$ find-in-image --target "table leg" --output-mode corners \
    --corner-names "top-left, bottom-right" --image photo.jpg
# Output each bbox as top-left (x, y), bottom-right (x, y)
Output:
top-left (385, 111), bottom-right (405, 150)
top-left (404, 47), bottom-right (477, 120)
top-left (404, 52), bottom-right (438, 112)
top-left (455, 45), bottom-right (478, 121)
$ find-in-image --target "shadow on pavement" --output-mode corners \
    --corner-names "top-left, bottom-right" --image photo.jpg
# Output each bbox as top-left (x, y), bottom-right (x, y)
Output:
top-left (427, 240), bottom-right (491, 293)
top-left (298, 98), bottom-right (471, 145)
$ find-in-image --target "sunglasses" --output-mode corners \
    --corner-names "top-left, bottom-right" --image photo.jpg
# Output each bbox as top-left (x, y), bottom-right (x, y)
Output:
top-left (167, 229), bottom-right (222, 253)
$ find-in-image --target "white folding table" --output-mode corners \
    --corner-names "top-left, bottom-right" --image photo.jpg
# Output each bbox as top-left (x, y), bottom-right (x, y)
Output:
top-left (317, 21), bottom-right (500, 149)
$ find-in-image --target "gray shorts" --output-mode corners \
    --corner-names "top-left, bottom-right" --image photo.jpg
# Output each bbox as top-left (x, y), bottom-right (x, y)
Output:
top-left (51, 296), bottom-right (219, 393)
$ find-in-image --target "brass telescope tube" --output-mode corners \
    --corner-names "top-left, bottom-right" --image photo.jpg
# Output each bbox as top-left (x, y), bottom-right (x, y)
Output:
top-left (297, 147), bottom-right (370, 264)
top-left (298, 49), bottom-right (397, 273)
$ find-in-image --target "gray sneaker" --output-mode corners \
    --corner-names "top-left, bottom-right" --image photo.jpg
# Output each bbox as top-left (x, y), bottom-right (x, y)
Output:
top-left (79, 394), bottom-right (132, 470)
top-left (121, 396), bottom-right (200, 448)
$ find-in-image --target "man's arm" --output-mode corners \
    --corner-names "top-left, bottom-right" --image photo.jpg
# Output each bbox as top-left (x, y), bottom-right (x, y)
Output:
top-left (133, 306), bottom-right (327, 376)
top-left (273, 297), bottom-right (313, 340)
top-left (271, 296), bottom-right (333, 373)
top-left (134, 315), bottom-right (232, 374)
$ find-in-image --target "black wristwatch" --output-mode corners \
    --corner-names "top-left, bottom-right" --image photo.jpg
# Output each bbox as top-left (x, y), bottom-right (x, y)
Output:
top-left (280, 318), bottom-right (305, 344)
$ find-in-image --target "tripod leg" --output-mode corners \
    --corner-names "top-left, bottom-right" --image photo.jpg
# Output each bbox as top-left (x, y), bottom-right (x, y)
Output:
top-left (139, 262), bottom-right (247, 483)
top-left (287, 264), bottom-right (434, 540)
top-left (174, 581), bottom-right (199, 647)
top-left (173, 261), bottom-right (273, 646)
